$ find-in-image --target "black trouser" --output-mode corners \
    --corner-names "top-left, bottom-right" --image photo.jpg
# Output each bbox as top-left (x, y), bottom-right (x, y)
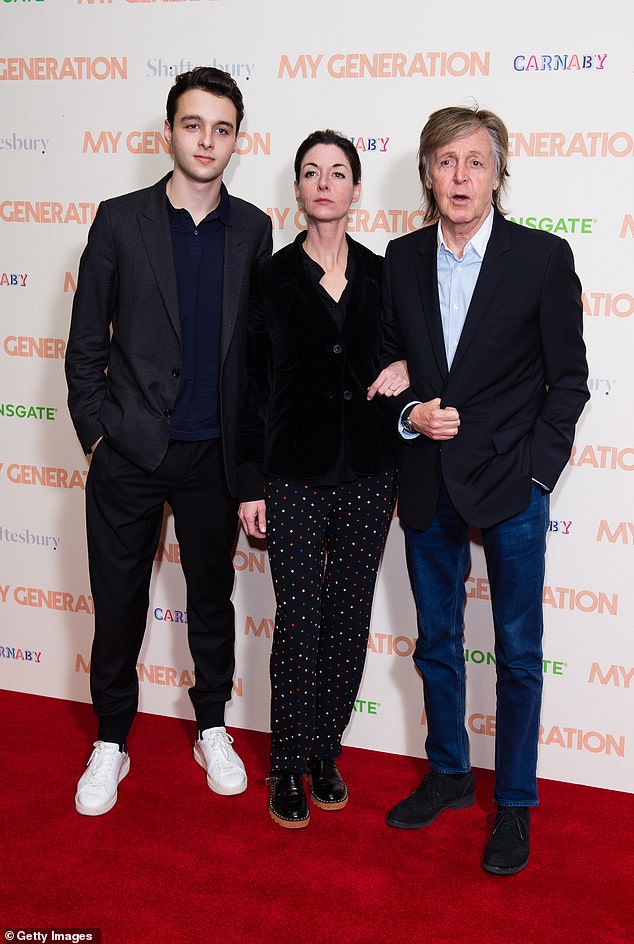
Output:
top-left (265, 471), bottom-right (396, 772)
top-left (85, 439), bottom-right (238, 742)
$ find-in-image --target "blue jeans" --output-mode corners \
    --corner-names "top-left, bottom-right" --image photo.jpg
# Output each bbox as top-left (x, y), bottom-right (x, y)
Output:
top-left (404, 482), bottom-right (549, 807)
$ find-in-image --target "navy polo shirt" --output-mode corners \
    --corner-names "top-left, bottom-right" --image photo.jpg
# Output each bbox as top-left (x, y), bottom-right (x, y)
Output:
top-left (167, 183), bottom-right (230, 441)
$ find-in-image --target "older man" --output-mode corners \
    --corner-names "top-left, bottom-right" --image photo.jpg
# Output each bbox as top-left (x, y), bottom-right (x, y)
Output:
top-left (370, 106), bottom-right (588, 874)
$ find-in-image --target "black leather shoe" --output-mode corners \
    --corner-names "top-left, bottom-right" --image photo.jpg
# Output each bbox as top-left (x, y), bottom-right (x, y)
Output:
top-left (482, 806), bottom-right (530, 875)
top-left (386, 768), bottom-right (475, 828)
top-left (268, 772), bottom-right (310, 829)
top-left (309, 759), bottom-right (348, 810)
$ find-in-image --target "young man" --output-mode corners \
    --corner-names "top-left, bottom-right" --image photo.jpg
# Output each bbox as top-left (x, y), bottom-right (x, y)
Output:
top-left (371, 106), bottom-right (588, 874)
top-left (66, 67), bottom-right (272, 815)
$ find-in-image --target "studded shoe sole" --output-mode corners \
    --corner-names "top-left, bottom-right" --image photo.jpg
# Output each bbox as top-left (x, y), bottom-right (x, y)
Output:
top-left (307, 774), bottom-right (349, 811)
top-left (268, 775), bottom-right (310, 829)
top-left (269, 801), bottom-right (310, 829)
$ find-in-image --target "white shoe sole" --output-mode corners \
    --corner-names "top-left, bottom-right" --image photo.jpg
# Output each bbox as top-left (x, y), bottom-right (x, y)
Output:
top-left (194, 743), bottom-right (247, 796)
top-left (75, 755), bottom-right (131, 816)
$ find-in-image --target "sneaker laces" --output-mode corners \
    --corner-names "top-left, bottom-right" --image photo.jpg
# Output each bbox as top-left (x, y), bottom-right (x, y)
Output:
top-left (84, 742), bottom-right (121, 784)
top-left (202, 730), bottom-right (237, 765)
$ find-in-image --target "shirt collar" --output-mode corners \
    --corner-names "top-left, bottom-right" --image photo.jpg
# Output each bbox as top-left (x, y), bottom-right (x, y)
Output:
top-left (437, 205), bottom-right (494, 260)
top-left (214, 183), bottom-right (232, 225)
top-left (299, 230), bottom-right (355, 283)
top-left (165, 181), bottom-right (232, 226)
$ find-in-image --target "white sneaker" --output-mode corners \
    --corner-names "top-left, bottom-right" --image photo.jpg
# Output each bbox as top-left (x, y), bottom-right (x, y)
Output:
top-left (75, 741), bottom-right (130, 816)
top-left (194, 727), bottom-right (247, 796)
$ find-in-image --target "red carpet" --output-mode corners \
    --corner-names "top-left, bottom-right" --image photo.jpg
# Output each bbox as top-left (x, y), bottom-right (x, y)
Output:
top-left (1, 690), bottom-right (631, 944)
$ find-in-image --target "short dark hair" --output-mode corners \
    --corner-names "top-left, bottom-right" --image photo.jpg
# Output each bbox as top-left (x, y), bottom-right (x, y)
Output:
top-left (294, 129), bottom-right (361, 185)
top-left (418, 105), bottom-right (510, 222)
top-left (165, 66), bottom-right (245, 133)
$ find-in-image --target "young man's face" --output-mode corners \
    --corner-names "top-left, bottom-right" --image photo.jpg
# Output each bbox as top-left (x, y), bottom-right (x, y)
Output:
top-left (164, 88), bottom-right (238, 186)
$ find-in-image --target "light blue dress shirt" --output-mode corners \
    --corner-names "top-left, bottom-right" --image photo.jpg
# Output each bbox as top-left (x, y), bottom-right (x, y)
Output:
top-left (399, 208), bottom-right (494, 439)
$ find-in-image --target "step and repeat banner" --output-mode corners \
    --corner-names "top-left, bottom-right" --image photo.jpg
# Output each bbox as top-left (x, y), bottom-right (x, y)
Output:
top-left (1, 0), bottom-right (632, 792)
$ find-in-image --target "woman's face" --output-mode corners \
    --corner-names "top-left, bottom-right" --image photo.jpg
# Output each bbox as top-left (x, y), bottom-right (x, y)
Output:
top-left (294, 143), bottom-right (360, 225)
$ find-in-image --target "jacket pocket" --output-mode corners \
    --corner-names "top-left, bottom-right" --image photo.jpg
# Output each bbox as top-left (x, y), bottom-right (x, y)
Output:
top-left (491, 419), bottom-right (534, 455)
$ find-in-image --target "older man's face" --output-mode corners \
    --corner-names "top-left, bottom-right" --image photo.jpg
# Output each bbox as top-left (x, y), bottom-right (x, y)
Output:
top-left (425, 126), bottom-right (500, 238)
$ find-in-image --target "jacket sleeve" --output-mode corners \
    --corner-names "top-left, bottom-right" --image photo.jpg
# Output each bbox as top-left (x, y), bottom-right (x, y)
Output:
top-left (237, 266), bottom-right (272, 501)
top-left (378, 240), bottom-right (420, 431)
top-left (530, 237), bottom-right (589, 489)
top-left (65, 201), bottom-right (117, 453)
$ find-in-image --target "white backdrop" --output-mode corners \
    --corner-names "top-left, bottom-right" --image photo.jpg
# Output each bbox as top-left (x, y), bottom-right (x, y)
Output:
top-left (1, 0), bottom-right (632, 793)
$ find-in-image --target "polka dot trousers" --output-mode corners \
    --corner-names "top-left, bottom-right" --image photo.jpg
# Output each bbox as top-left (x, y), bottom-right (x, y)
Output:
top-left (265, 471), bottom-right (396, 773)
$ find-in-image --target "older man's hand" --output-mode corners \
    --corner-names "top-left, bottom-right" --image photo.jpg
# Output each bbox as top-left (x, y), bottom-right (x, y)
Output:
top-left (409, 399), bottom-right (460, 440)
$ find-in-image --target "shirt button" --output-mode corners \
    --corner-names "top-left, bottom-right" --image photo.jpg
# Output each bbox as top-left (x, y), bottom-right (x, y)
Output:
top-left (171, 368), bottom-right (181, 377)
top-left (163, 409), bottom-right (172, 418)
top-left (343, 390), bottom-right (352, 401)
top-left (332, 344), bottom-right (343, 354)
top-left (193, 230), bottom-right (199, 236)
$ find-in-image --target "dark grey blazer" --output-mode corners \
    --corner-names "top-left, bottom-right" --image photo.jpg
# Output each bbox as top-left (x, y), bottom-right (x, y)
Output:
top-left (381, 210), bottom-right (589, 531)
top-left (65, 173), bottom-right (272, 497)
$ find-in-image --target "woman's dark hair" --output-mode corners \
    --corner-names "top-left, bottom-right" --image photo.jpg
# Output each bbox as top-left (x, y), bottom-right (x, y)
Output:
top-left (294, 129), bottom-right (361, 184)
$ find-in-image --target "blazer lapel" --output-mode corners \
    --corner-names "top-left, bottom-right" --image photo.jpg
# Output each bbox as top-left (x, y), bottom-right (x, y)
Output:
top-left (342, 265), bottom-right (366, 337)
top-left (282, 235), bottom-right (341, 338)
top-left (138, 175), bottom-right (181, 339)
top-left (342, 236), bottom-right (387, 340)
top-left (449, 211), bottom-right (511, 374)
top-left (415, 226), bottom-right (449, 379)
top-left (220, 200), bottom-right (249, 363)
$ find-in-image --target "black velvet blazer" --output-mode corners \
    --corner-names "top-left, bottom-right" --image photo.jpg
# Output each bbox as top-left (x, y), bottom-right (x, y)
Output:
top-left (238, 233), bottom-right (396, 500)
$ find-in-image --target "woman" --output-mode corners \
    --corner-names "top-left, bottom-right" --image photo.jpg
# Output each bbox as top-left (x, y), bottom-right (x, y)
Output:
top-left (239, 130), bottom-right (407, 828)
